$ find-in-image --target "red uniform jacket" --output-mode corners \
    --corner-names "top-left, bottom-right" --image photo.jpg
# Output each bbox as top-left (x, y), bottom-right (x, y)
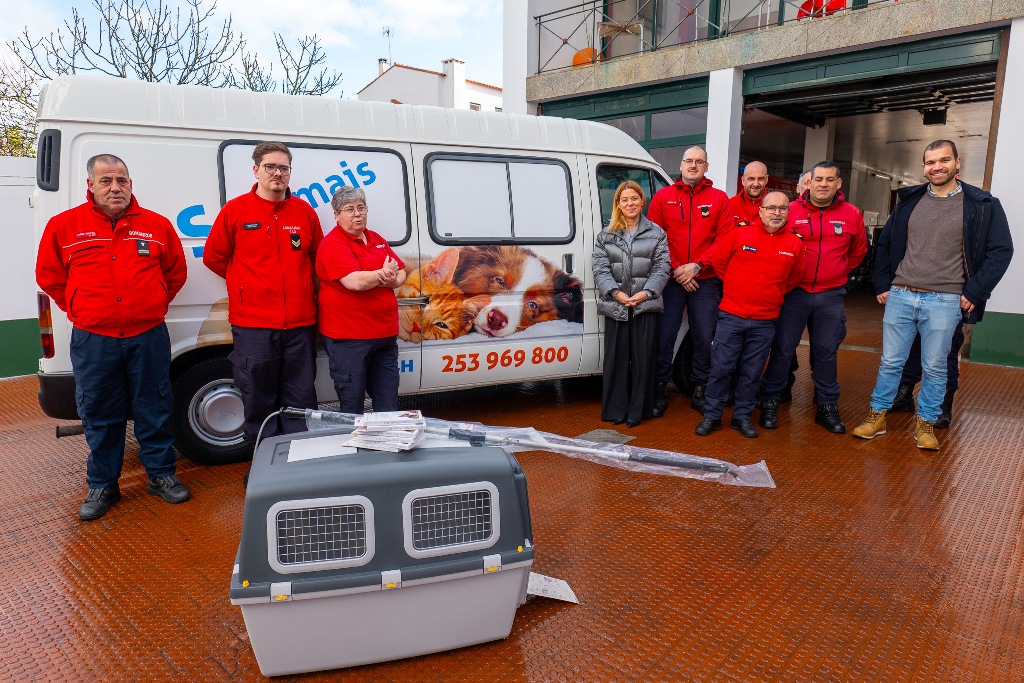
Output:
top-left (204, 185), bottom-right (324, 329)
top-left (787, 191), bottom-right (868, 292)
top-left (316, 227), bottom-right (405, 340)
top-left (647, 177), bottom-right (732, 277)
top-left (728, 189), bottom-right (763, 228)
top-left (36, 193), bottom-right (187, 338)
top-left (714, 223), bottom-right (805, 320)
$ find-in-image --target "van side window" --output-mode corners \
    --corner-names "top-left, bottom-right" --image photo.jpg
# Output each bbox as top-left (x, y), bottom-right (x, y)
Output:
top-left (427, 154), bottom-right (574, 244)
top-left (596, 165), bottom-right (666, 228)
top-left (219, 141), bottom-right (412, 246)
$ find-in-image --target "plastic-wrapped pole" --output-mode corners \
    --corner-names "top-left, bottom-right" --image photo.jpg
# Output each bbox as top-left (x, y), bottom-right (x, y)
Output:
top-left (292, 408), bottom-right (774, 488)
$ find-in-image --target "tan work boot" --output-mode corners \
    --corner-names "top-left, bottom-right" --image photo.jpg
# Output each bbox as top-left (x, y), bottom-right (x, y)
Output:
top-left (914, 416), bottom-right (940, 450)
top-left (852, 409), bottom-right (887, 439)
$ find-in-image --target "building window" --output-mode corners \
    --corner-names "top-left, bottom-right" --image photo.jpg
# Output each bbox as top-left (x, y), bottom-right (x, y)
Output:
top-left (650, 107), bottom-right (708, 139)
top-left (600, 115), bottom-right (645, 142)
top-left (469, 102), bottom-right (481, 111)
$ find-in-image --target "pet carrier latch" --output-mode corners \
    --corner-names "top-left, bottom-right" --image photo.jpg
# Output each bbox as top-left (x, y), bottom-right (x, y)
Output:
top-left (270, 582), bottom-right (292, 602)
top-left (381, 569), bottom-right (403, 590)
top-left (483, 554), bottom-right (502, 574)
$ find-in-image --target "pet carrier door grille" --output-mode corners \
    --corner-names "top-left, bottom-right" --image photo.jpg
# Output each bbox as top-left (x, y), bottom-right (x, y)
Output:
top-left (403, 482), bottom-right (500, 558)
top-left (266, 496), bottom-right (375, 573)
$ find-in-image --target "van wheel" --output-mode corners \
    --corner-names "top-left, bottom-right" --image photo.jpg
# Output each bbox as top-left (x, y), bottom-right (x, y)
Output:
top-left (171, 357), bottom-right (252, 466)
top-left (671, 331), bottom-right (695, 396)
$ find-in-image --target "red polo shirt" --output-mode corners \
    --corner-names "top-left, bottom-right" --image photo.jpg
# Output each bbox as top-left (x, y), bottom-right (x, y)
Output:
top-left (316, 226), bottom-right (405, 339)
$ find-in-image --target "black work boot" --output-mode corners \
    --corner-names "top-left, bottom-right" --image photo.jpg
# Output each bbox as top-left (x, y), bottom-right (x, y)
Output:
top-left (79, 485), bottom-right (121, 521)
top-left (934, 387), bottom-right (957, 429)
top-left (891, 383), bottom-right (916, 412)
top-left (148, 475), bottom-right (191, 504)
top-left (730, 417), bottom-right (759, 438)
top-left (652, 381), bottom-right (668, 418)
top-left (759, 398), bottom-right (779, 429)
top-left (691, 381), bottom-right (707, 414)
top-left (694, 417), bottom-right (722, 436)
top-left (815, 403), bottom-right (846, 433)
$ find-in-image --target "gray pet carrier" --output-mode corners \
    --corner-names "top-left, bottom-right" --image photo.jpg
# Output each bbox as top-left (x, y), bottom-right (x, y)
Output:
top-left (229, 430), bottom-right (534, 676)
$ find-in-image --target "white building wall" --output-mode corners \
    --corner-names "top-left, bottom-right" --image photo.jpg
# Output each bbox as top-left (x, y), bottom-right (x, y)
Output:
top-left (986, 16), bottom-right (1024, 316)
top-left (465, 83), bottom-right (504, 112)
top-left (705, 68), bottom-right (744, 193)
top-left (0, 157), bottom-right (36, 322)
top-left (358, 67), bottom-right (444, 107)
top-left (504, 0), bottom-right (531, 114)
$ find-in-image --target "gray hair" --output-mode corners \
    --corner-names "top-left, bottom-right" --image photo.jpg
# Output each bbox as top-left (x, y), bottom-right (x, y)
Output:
top-left (87, 154), bottom-right (129, 178)
top-left (331, 186), bottom-right (367, 212)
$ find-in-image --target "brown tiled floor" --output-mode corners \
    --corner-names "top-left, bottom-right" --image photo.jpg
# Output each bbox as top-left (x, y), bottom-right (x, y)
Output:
top-left (2, 341), bottom-right (1023, 682)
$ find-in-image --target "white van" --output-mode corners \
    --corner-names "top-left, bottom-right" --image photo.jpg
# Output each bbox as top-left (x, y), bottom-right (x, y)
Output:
top-left (33, 75), bottom-right (675, 465)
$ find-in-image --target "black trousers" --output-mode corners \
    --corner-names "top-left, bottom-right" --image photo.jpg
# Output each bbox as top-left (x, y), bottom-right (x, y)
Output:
top-left (323, 335), bottom-right (400, 414)
top-left (602, 311), bottom-right (658, 423)
top-left (229, 325), bottom-right (318, 440)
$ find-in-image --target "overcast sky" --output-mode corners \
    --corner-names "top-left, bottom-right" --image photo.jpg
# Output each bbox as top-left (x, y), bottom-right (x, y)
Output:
top-left (2, 0), bottom-right (505, 97)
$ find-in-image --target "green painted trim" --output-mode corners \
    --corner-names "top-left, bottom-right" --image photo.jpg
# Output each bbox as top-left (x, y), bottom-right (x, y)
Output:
top-left (969, 312), bottom-right (1024, 368)
top-left (0, 318), bottom-right (40, 378)
top-left (743, 29), bottom-right (1002, 95)
top-left (541, 77), bottom-right (710, 119)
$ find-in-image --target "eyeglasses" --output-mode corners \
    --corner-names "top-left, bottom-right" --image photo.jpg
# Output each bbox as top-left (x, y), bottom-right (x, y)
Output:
top-left (681, 159), bottom-right (708, 167)
top-left (337, 204), bottom-right (368, 215)
top-left (760, 205), bottom-right (789, 213)
top-left (261, 163), bottom-right (292, 175)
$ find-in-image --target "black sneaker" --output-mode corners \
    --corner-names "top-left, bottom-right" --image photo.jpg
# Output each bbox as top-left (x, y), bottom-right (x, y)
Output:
top-left (694, 417), bottom-right (722, 436)
top-left (79, 486), bottom-right (121, 521)
top-left (759, 398), bottom-right (779, 429)
top-left (691, 381), bottom-right (707, 414)
top-left (652, 381), bottom-right (668, 418)
top-left (148, 475), bottom-right (191, 504)
top-left (891, 384), bottom-right (915, 413)
top-left (815, 403), bottom-right (846, 433)
top-left (934, 387), bottom-right (956, 429)
top-left (730, 418), bottom-right (759, 439)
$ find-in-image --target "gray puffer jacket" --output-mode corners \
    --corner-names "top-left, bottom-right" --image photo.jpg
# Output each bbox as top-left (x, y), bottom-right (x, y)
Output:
top-left (593, 216), bottom-right (671, 321)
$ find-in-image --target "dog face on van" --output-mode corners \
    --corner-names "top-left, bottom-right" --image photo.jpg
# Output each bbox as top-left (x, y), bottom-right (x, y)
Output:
top-left (397, 248), bottom-right (490, 342)
top-left (453, 246), bottom-right (584, 337)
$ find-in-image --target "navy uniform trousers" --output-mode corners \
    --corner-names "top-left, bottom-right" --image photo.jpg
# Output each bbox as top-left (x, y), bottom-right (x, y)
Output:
top-left (703, 312), bottom-right (775, 421)
top-left (655, 278), bottom-right (722, 385)
top-left (71, 322), bottom-right (177, 490)
top-left (230, 326), bottom-right (318, 440)
top-left (760, 287), bottom-right (847, 404)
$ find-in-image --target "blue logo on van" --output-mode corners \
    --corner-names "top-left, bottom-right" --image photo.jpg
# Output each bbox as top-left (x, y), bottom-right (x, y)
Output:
top-left (176, 204), bottom-right (212, 257)
top-left (292, 161), bottom-right (377, 208)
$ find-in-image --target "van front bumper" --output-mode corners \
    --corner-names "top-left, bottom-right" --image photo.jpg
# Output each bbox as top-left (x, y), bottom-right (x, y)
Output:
top-left (37, 371), bottom-right (79, 420)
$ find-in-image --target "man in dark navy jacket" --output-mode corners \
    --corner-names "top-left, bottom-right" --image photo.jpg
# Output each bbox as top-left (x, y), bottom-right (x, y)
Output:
top-left (853, 140), bottom-right (1013, 450)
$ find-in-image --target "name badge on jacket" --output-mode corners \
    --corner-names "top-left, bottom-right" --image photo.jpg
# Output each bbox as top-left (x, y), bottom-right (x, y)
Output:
top-left (243, 222), bottom-right (260, 231)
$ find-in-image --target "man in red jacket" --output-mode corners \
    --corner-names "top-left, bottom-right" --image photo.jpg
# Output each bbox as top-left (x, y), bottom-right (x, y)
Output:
top-left (36, 154), bottom-right (190, 520)
top-left (758, 161), bottom-right (867, 433)
top-left (204, 142), bottom-right (324, 444)
top-left (647, 146), bottom-right (733, 416)
top-left (695, 192), bottom-right (805, 438)
top-left (728, 161), bottom-right (768, 228)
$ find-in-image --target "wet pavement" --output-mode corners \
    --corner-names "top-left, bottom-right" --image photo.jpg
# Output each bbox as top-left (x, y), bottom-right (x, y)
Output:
top-left (2, 296), bottom-right (1023, 682)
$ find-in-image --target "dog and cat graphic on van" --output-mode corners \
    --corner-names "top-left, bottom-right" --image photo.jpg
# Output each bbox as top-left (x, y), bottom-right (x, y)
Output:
top-left (197, 244), bottom-right (584, 347)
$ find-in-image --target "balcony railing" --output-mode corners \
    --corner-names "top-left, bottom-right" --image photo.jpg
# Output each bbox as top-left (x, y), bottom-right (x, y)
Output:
top-left (535, 0), bottom-right (894, 74)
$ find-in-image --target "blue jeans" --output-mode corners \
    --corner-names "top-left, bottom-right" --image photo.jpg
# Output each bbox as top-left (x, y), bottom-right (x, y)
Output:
top-left (71, 323), bottom-right (177, 489)
top-left (870, 287), bottom-right (963, 422)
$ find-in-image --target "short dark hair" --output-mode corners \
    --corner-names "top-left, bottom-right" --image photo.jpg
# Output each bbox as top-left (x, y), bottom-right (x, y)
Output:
top-left (923, 139), bottom-right (958, 162)
top-left (811, 160), bottom-right (840, 177)
top-left (87, 154), bottom-right (129, 178)
top-left (252, 141), bottom-right (293, 166)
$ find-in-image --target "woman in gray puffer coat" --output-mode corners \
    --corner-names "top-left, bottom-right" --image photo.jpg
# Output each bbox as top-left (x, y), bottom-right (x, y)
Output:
top-left (593, 180), bottom-right (671, 427)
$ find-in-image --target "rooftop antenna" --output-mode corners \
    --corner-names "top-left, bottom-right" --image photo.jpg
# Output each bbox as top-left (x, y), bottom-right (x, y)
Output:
top-left (382, 26), bottom-right (394, 65)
